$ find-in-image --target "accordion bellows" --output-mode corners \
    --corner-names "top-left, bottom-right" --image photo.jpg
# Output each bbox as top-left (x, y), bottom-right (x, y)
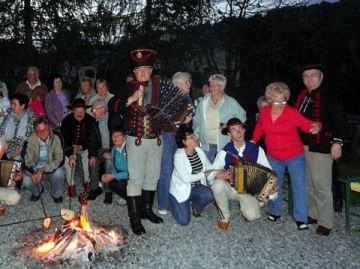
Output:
top-left (0, 160), bottom-right (22, 189)
top-left (230, 161), bottom-right (277, 202)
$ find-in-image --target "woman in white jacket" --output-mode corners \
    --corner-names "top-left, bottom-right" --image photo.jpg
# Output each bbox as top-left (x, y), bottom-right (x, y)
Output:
top-left (169, 126), bottom-right (214, 226)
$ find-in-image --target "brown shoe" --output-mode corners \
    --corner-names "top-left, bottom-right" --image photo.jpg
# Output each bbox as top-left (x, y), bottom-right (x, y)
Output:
top-left (218, 220), bottom-right (229, 231)
top-left (307, 216), bottom-right (318, 225)
top-left (316, 225), bottom-right (331, 236)
top-left (67, 185), bottom-right (77, 197)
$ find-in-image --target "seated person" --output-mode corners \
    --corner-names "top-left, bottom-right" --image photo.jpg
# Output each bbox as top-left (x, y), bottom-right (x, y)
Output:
top-left (211, 118), bottom-right (276, 231)
top-left (100, 126), bottom-right (128, 203)
top-left (0, 137), bottom-right (21, 205)
top-left (22, 117), bottom-right (65, 203)
top-left (169, 125), bottom-right (214, 226)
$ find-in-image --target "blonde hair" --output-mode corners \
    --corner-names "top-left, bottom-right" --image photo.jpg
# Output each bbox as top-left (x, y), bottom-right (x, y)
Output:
top-left (265, 82), bottom-right (290, 101)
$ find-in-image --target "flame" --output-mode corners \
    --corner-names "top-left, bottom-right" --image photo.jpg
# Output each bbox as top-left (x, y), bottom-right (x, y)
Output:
top-left (37, 241), bottom-right (55, 253)
top-left (108, 231), bottom-right (117, 241)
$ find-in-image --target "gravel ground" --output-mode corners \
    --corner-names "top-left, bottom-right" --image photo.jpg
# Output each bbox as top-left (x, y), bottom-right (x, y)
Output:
top-left (1, 180), bottom-right (360, 269)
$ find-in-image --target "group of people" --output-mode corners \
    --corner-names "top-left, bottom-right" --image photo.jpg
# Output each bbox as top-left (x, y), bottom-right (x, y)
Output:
top-left (0, 48), bottom-right (347, 238)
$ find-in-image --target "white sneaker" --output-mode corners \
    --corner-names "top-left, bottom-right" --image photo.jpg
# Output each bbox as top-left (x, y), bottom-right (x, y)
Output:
top-left (117, 198), bottom-right (127, 206)
top-left (158, 209), bottom-right (168, 215)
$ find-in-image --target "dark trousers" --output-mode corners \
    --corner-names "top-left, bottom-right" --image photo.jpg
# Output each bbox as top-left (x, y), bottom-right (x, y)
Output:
top-left (108, 179), bottom-right (128, 200)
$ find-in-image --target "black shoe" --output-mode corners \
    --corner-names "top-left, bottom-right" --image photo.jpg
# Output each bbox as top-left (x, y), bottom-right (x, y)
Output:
top-left (86, 186), bottom-right (103, 201)
top-left (30, 187), bottom-right (44, 202)
top-left (141, 190), bottom-right (163, 224)
top-left (191, 202), bottom-right (201, 218)
top-left (127, 196), bottom-right (146, 235)
top-left (296, 221), bottom-right (309, 231)
top-left (103, 192), bottom-right (113, 204)
top-left (268, 214), bottom-right (280, 222)
top-left (53, 195), bottom-right (63, 203)
top-left (334, 200), bottom-right (343, 213)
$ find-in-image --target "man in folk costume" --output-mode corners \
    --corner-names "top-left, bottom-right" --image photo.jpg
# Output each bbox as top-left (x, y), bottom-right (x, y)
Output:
top-left (109, 48), bottom-right (191, 235)
top-left (295, 63), bottom-right (347, 236)
top-left (210, 118), bottom-right (277, 231)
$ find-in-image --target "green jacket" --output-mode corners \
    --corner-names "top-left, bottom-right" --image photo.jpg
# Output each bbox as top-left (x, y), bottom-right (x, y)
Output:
top-left (22, 130), bottom-right (64, 175)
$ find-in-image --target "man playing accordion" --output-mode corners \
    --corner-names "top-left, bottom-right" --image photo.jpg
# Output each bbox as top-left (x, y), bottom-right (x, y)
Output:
top-left (210, 118), bottom-right (277, 231)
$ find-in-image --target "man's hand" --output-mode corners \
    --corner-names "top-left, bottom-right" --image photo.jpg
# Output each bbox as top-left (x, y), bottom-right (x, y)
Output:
top-left (89, 157), bottom-right (96, 167)
top-left (103, 152), bottom-right (111, 160)
top-left (31, 169), bottom-right (44, 184)
top-left (72, 145), bottom-right (83, 155)
top-left (68, 157), bottom-right (76, 167)
top-left (331, 143), bottom-right (342, 160)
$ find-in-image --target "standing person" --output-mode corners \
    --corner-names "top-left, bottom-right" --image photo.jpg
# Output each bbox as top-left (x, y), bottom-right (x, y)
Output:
top-left (88, 79), bottom-right (114, 107)
top-left (21, 118), bottom-right (65, 203)
top-left (100, 126), bottom-right (128, 204)
top-left (193, 74), bottom-right (247, 163)
top-left (75, 76), bottom-right (96, 106)
top-left (211, 118), bottom-right (275, 231)
top-left (295, 64), bottom-right (347, 236)
top-left (45, 75), bottom-right (71, 130)
top-left (157, 71), bottom-right (193, 215)
top-left (60, 98), bottom-right (101, 197)
top-left (109, 48), bottom-right (189, 235)
top-left (252, 82), bottom-right (322, 231)
top-left (24, 89), bottom-right (46, 118)
top-left (15, 66), bottom-right (48, 104)
top-left (0, 93), bottom-right (36, 160)
top-left (169, 126), bottom-right (214, 226)
top-left (87, 99), bottom-right (113, 204)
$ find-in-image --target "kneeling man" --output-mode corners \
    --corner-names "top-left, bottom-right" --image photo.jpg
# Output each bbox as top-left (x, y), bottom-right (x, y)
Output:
top-left (211, 118), bottom-right (276, 231)
top-left (22, 117), bottom-right (65, 203)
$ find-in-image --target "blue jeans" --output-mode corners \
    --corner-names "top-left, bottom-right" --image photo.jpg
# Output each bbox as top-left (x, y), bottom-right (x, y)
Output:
top-left (204, 143), bottom-right (218, 163)
top-left (170, 184), bottom-right (214, 226)
top-left (157, 132), bottom-right (177, 210)
top-left (267, 154), bottom-right (307, 222)
top-left (22, 166), bottom-right (65, 198)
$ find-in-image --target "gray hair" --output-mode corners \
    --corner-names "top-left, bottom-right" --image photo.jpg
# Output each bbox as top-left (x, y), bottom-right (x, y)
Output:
top-left (256, 95), bottom-right (267, 107)
top-left (208, 74), bottom-right (227, 87)
top-left (92, 99), bottom-right (107, 109)
top-left (172, 72), bottom-right (191, 86)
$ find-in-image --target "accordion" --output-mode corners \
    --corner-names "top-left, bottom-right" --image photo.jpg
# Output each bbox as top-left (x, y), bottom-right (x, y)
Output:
top-left (0, 160), bottom-right (22, 189)
top-left (229, 161), bottom-right (277, 202)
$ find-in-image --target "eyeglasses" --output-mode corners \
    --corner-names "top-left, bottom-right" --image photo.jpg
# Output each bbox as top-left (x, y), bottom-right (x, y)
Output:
top-left (272, 101), bottom-right (287, 106)
top-left (91, 107), bottom-right (105, 112)
top-left (209, 84), bottom-right (223, 89)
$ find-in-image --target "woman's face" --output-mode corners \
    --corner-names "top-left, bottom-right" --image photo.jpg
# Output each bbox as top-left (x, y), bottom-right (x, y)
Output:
top-left (209, 79), bottom-right (224, 97)
top-left (270, 94), bottom-right (287, 112)
top-left (177, 78), bottom-right (191, 93)
top-left (112, 132), bottom-right (126, 148)
top-left (183, 133), bottom-right (199, 149)
top-left (11, 99), bottom-right (25, 115)
top-left (96, 82), bottom-right (108, 97)
top-left (53, 78), bottom-right (63, 91)
top-left (80, 81), bottom-right (91, 95)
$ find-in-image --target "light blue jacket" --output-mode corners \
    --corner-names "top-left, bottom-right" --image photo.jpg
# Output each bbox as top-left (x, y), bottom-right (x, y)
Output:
top-left (193, 93), bottom-right (247, 151)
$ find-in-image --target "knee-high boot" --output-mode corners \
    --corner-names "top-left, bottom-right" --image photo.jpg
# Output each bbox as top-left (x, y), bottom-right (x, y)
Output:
top-left (141, 190), bottom-right (164, 224)
top-left (127, 196), bottom-right (146, 235)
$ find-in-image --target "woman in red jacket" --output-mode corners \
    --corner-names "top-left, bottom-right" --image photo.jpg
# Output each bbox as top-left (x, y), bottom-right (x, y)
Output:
top-left (252, 82), bottom-right (322, 230)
